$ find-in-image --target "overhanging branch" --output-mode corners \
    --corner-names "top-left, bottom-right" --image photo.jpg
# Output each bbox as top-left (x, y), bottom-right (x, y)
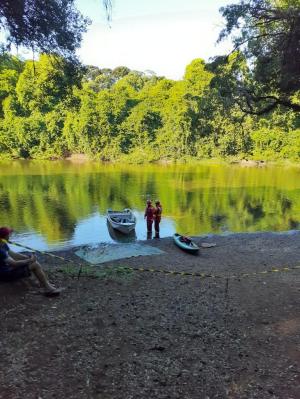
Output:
top-left (237, 90), bottom-right (300, 114)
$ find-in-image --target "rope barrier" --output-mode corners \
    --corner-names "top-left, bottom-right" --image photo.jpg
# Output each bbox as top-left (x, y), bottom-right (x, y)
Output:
top-left (122, 265), bottom-right (300, 280)
top-left (8, 240), bottom-right (84, 279)
top-left (8, 240), bottom-right (300, 281)
top-left (9, 241), bottom-right (66, 261)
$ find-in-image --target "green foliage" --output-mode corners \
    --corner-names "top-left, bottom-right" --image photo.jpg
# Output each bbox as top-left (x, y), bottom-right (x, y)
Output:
top-left (16, 55), bottom-right (82, 113)
top-left (0, 51), bottom-right (299, 162)
top-left (0, 0), bottom-right (89, 60)
top-left (219, 0), bottom-right (300, 114)
top-left (251, 128), bottom-right (300, 160)
top-left (184, 58), bottom-right (214, 96)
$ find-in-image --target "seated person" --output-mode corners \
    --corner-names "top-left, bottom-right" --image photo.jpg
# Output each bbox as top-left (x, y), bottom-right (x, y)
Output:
top-left (0, 227), bottom-right (61, 297)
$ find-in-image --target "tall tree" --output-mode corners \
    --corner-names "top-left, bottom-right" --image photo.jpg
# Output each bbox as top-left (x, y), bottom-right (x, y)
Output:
top-left (218, 0), bottom-right (300, 114)
top-left (0, 1), bottom-right (112, 59)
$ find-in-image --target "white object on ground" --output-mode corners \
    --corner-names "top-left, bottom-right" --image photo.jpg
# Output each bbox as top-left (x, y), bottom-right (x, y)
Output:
top-left (76, 243), bottom-right (165, 264)
top-left (200, 242), bottom-right (216, 248)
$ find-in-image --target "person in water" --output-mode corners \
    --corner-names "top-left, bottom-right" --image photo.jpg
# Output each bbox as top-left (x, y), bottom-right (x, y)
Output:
top-left (0, 227), bottom-right (61, 297)
top-left (144, 199), bottom-right (155, 237)
top-left (154, 200), bottom-right (162, 238)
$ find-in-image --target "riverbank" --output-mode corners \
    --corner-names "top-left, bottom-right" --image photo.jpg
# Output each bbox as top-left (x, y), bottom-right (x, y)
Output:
top-left (1, 231), bottom-right (300, 398)
top-left (2, 155), bottom-right (300, 166)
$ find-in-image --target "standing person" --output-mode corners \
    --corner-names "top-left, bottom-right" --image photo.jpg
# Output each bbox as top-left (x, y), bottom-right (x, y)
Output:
top-left (154, 200), bottom-right (162, 238)
top-left (0, 227), bottom-right (61, 297)
top-left (144, 199), bottom-right (155, 238)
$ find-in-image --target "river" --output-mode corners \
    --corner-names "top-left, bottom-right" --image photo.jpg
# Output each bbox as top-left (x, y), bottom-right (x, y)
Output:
top-left (1, 160), bottom-right (300, 250)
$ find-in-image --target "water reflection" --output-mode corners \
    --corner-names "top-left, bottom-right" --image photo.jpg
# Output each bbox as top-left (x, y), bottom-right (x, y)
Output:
top-left (0, 160), bottom-right (300, 250)
top-left (106, 220), bottom-right (137, 243)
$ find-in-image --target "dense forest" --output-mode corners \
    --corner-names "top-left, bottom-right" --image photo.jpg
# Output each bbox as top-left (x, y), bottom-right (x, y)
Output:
top-left (0, 0), bottom-right (299, 162)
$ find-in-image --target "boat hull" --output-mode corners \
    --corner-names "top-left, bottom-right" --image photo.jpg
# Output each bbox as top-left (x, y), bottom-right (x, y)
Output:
top-left (107, 220), bottom-right (136, 242)
top-left (107, 209), bottom-right (136, 235)
top-left (173, 233), bottom-right (199, 253)
top-left (110, 221), bottom-right (136, 234)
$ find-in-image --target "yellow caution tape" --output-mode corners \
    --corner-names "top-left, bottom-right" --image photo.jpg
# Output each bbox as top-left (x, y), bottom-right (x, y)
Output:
top-left (124, 264), bottom-right (300, 281)
top-left (8, 240), bottom-right (300, 281)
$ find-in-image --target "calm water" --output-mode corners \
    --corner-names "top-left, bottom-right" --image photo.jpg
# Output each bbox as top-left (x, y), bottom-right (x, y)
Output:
top-left (1, 160), bottom-right (300, 251)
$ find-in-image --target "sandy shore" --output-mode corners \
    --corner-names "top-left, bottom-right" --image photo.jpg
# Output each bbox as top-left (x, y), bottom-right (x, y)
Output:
top-left (1, 231), bottom-right (300, 399)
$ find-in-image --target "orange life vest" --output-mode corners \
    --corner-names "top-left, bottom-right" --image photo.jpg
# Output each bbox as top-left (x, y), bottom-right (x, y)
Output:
top-left (154, 205), bottom-right (162, 221)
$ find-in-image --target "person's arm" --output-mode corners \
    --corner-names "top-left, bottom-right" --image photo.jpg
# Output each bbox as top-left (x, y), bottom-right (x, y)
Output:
top-left (8, 249), bottom-right (30, 261)
top-left (6, 254), bottom-right (36, 269)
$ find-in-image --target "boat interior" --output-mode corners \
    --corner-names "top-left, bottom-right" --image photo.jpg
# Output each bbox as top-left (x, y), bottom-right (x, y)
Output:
top-left (110, 214), bottom-right (135, 224)
top-left (111, 216), bottom-right (132, 224)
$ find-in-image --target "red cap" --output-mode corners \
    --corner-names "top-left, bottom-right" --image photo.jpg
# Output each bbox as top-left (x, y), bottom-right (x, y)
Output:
top-left (0, 227), bottom-right (13, 239)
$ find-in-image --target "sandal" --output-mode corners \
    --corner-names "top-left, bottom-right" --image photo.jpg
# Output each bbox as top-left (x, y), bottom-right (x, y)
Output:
top-left (44, 288), bottom-right (63, 297)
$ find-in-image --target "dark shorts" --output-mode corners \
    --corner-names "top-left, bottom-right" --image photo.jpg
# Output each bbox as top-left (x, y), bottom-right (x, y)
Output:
top-left (147, 219), bottom-right (153, 232)
top-left (0, 265), bottom-right (31, 282)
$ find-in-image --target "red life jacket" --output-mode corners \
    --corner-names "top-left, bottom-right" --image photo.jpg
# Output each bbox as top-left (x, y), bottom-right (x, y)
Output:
top-left (145, 205), bottom-right (155, 221)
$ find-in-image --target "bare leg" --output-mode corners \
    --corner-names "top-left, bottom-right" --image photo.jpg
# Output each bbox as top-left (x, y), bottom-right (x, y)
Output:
top-left (28, 261), bottom-right (56, 291)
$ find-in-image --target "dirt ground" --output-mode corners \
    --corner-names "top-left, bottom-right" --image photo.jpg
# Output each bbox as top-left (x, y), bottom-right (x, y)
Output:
top-left (1, 232), bottom-right (300, 399)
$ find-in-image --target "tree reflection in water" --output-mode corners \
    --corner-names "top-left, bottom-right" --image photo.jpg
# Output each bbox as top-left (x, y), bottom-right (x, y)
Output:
top-left (0, 160), bottom-right (300, 246)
